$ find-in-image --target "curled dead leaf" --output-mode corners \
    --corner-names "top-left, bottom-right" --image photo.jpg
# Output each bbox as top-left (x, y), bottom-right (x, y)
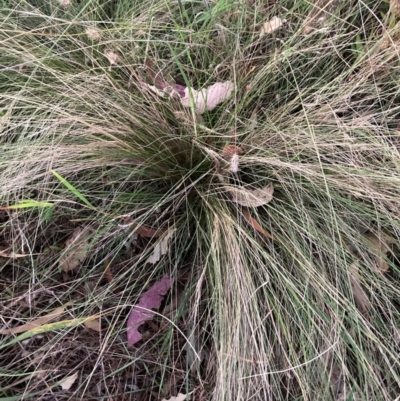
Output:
top-left (146, 228), bottom-right (176, 265)
top-left (104, 50), bottom-right (120, 70)
top-left (85, 27), bottom-right (101, 41)
top-left (259, 16), bottom-right (285, 38)
top-left (139, 74), bottom-right (233, 114)
top-left (59, 371), bottom-right (78, 390)
top-left (162, 394), bottom-right (187, 401)
top-left (127, 274), bottom-right (172, 346)
top-left (181, 81), bottom-right (234, 114)
top-left (363, 232), bottom-right (393, 274)
top-left (84, 318), bottom-right (101, 332)
top-left (228, 184), bottom-right (274, 207)
top-left (142, 83), bottom-right (166, 98)
top-left (59, 226), bottom-right (92, 273)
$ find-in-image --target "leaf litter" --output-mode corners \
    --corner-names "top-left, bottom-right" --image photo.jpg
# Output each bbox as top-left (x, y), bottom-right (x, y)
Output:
top-left (59, 371), bottom-right (78, 390)
top-left (347, 230), bottom-right (395, 312)
top-left (161, 394), bottom-right (188, 401)
top-left (180, 81), bottom-right (234, 114)
top-left (228, 184), bottom-right (274, 207)
top-left (104, 50), bottom-right (120, 71)
top-left (0, 303), bottom-right (70, 335)
top-left (127, 274), bottom-right (173, 346)
top-left (142, 77), bottom-right (234, 114)
top-left (259, 16), bottom-right (285, 38)
top-left (362, 231), bottom-right (394, 274)
top-left (146, 227), bottom-right (176, 264)
top-left (84, 318), bottom-right (102, 332)
top-left (85, 27), bottom-right (101, 41)
top-left (242, 208), bottom-right (275, 241)
top-left (59, 226), bottom-right (93, 274)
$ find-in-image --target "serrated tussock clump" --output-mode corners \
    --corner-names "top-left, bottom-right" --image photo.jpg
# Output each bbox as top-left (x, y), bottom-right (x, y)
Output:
top-left (1, 1), bottom-right (400, 400)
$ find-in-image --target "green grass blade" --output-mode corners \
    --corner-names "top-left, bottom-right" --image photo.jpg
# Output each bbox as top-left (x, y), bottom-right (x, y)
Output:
top-left (51, 170), bottom-right (95, 209)
top-left (5, 200), bottom-right (54, 209)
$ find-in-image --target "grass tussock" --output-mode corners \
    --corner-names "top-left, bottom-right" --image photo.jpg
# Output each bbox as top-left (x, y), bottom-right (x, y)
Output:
top-left (1, 0), bottom-right (400, 400)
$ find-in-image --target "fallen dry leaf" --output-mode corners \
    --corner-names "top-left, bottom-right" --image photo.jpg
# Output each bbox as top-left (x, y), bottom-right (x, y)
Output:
top-left (242, 208), bottom-right (274, 240)
top-left (142, 83), bottom-right (167, 98)
top-left (363, 232), bottom-right (393, 274)
top-left (104, 50), bottom-right (120, 70)
top-left (185, 330), bottom-right (202, 373)
top-left (121, 216), bottom-right (165, 238)
top-left (349, 263), bottom-right (371, 313)
top-left (60, 371), bottom-right (78, 390)
top-left (391, 0), bottom-right (400, 16)
top-left (228, 184), bottom-right (274, 207)
top-left (259, 16), bottom-right (285, 38)
top-left (140, 71), bottom-right (233, 114)
top-left (58, 0), bottom-right (70, 6)
top-left (146, 228), bottom-right (176, 264)
top-left (329, 362), bottom-right (346, 401)
top-left (59, 226), bottom-right (92, 273)
top-left (84, 318), bottom-right (101, 332)
top-left (85, 27), bottom-right (101, 41)
top-left (221, 145), bottom-right (243, 159)
top-left (162, 394), bottom-right (187, 401)
top-left (0, 304), bottom-right (68, 335)
top-left (136, 224), bottom-right (165, 238)
top-left (127, 274), bottom-right (172, 346)
top-left (181, 81), bottom-right (234, 114)
top-left (104, 266), bottom-right (113, 283)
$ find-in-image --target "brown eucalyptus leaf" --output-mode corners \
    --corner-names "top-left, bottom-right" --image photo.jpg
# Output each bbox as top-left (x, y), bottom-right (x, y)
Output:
top-left (59, 227), bottom-right (92, 273)
top-left (259, 16), bottom-right (285, 38)
top-left (84, 318), bottom-right (102, 332)
top-left (363, 232), bottom-right (393, 274)
top-left (242, 208), bottom-right (274, 240)
top-left (228, 184), bottom-right (274, 207)
top-left (181, 81), bottom-right (234, 114)
top-left (329, 363), bottom-right (346, 401)
top-left (59, 371), bottom-right (78, 390)
top-left (85, 28), bottom-right (101, 41)
top-left (146, 228), bottom-right (176, 265)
